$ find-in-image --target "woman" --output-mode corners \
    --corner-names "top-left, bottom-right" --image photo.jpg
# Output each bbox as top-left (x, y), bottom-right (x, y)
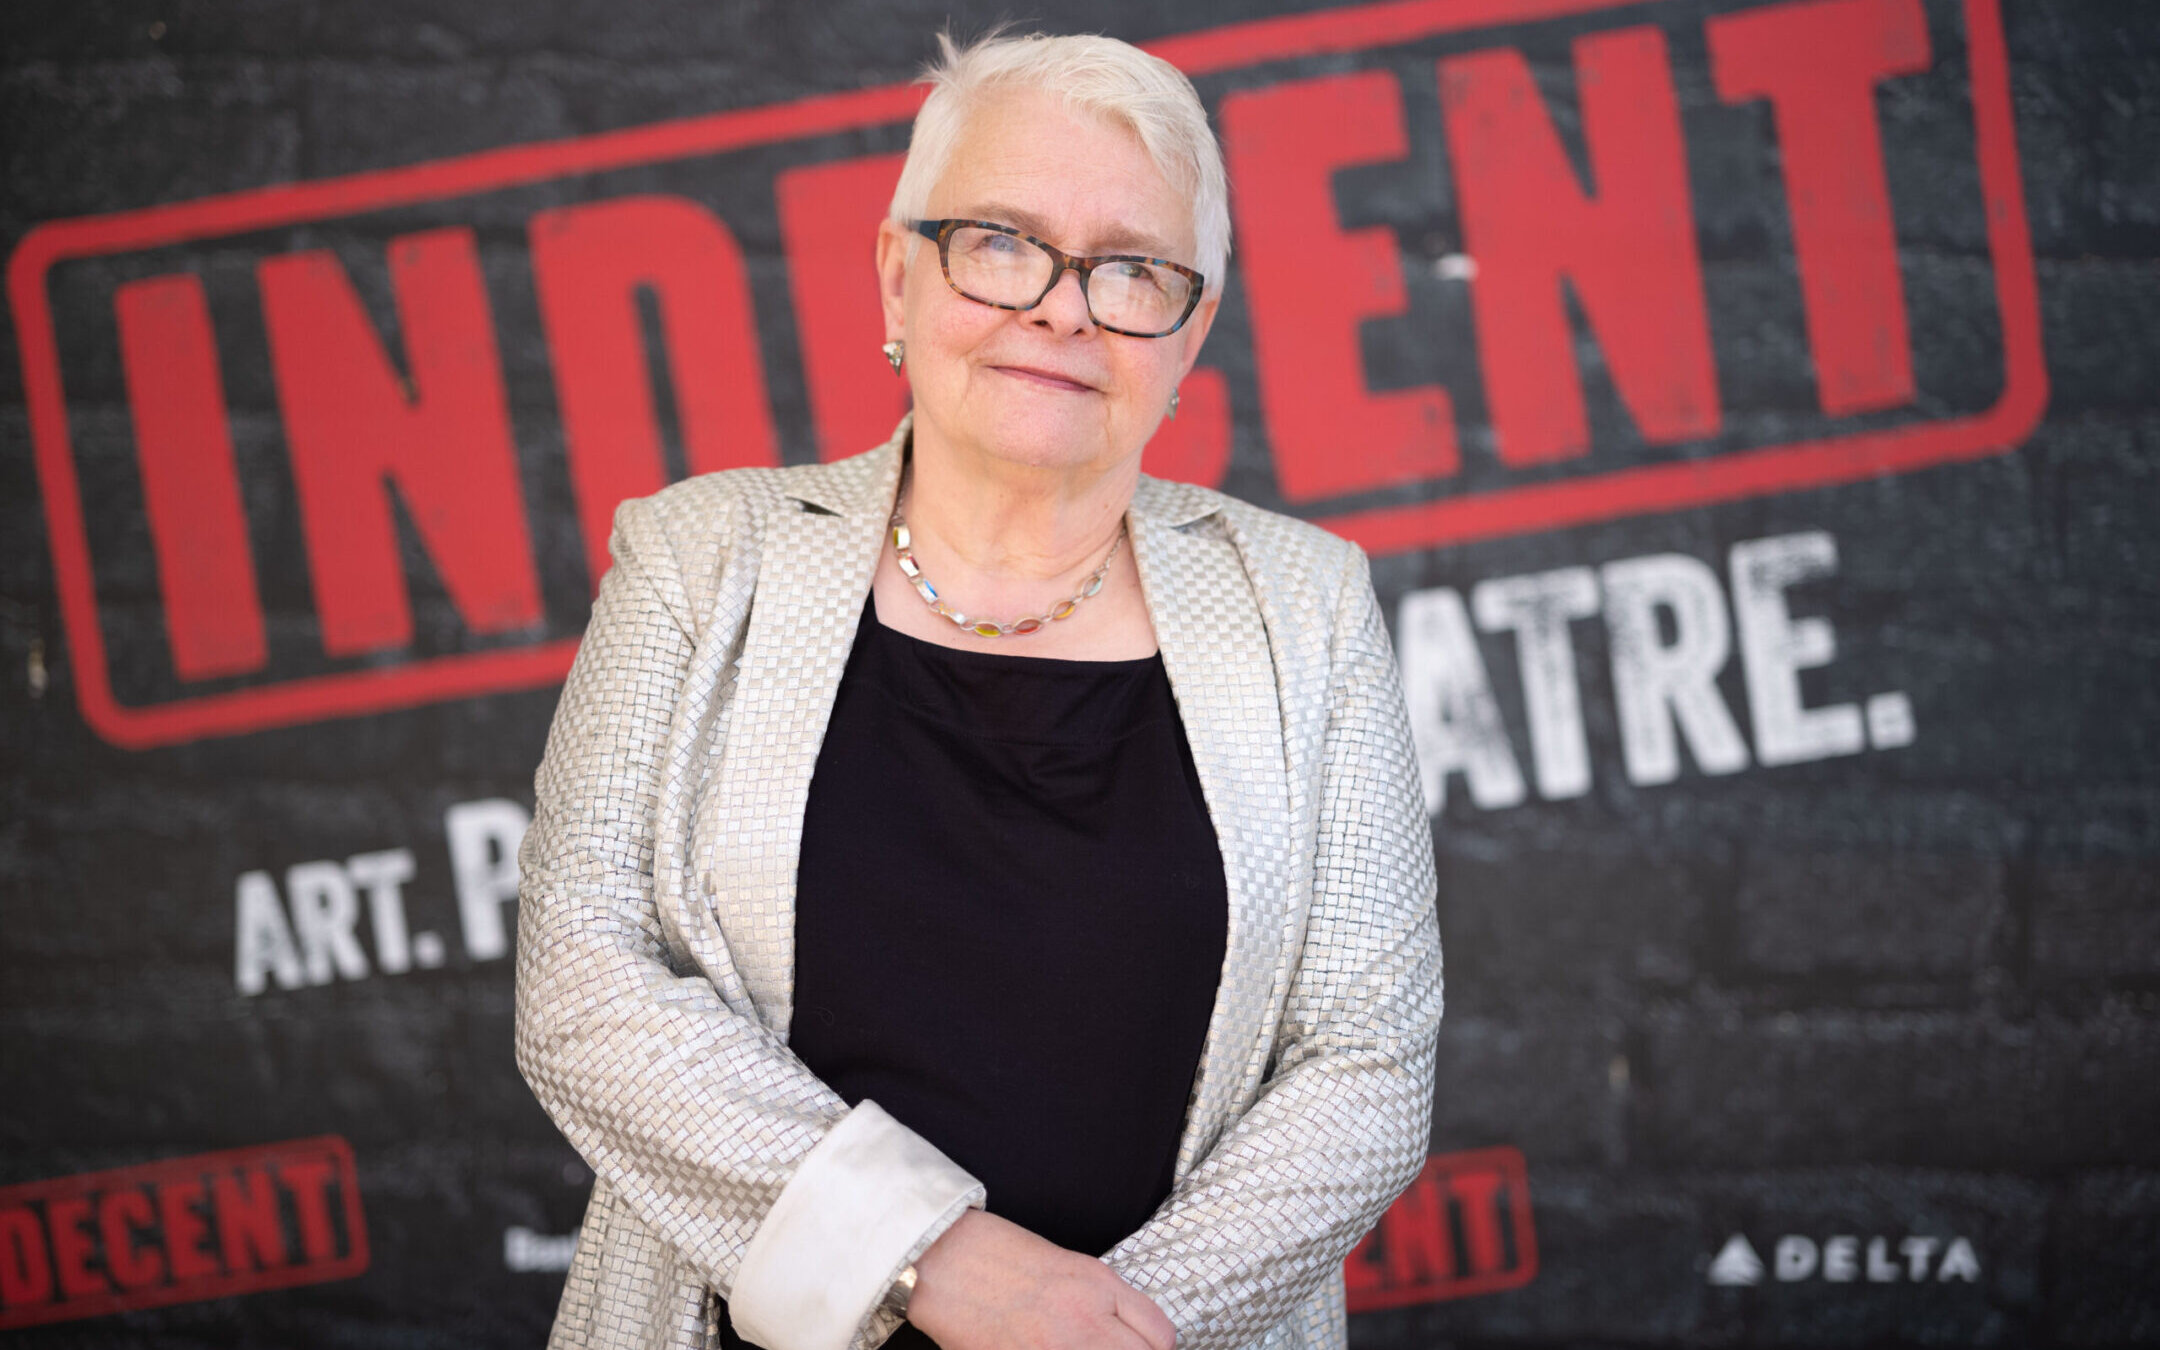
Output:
top-left (515, 29), bottom-right (1441, 1350)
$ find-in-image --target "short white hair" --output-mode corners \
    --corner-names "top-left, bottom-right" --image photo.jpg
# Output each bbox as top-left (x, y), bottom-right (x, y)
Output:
top-left (888, 29), bottom-right (1232, 296)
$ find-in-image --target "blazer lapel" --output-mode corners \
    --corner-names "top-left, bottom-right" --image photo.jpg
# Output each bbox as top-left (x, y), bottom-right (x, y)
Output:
top-left (1127, 478), bottom-right (1296, 1181)
top-left (702, 434), bottom-right (902, 1032)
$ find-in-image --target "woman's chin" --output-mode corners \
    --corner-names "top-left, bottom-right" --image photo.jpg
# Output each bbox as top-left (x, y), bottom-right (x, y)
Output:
top-left (962, 401), bottom-right (1122, 472)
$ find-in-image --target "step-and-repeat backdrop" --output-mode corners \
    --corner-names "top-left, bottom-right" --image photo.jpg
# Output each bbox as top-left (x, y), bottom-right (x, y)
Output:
top-left (5, 0), bottom-right (2156, 1343)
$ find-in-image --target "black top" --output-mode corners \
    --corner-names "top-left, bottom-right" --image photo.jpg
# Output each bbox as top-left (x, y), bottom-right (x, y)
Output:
top-left (731, 595), bottom-right (1227, 1347)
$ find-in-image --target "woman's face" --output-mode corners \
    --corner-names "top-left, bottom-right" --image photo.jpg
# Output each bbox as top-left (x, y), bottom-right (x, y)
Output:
top-left (878, 87), bottom-right (1218, 478)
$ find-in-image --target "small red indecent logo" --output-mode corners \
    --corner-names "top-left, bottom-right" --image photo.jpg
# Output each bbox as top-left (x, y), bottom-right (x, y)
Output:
top-left (1345, 1145), bottom-right (1537, 1311)
top-left (0, 1136), bottom-right (369, 1329)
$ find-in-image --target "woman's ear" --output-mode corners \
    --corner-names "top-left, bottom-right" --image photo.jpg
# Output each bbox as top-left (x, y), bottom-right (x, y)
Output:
top-left (875, 219), bottom-right (912, 342)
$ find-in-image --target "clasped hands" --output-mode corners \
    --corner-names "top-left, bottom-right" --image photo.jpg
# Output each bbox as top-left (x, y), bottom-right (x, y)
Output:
top-left (907, 1209), bottom-right (1176, 1350)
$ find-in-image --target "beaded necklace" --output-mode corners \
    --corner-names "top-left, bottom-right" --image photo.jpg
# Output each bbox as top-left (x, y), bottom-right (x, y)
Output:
top-left (888, 500), bottom-right (1125, 639)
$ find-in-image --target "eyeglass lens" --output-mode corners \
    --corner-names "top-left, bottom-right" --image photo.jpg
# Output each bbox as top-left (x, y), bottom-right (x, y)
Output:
top-left (944, 225), bottom-right (1194, 336)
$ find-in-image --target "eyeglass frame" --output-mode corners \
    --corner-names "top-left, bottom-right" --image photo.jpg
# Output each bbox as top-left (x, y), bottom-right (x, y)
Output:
top-left (909, 218), bottom-right (1208, 338)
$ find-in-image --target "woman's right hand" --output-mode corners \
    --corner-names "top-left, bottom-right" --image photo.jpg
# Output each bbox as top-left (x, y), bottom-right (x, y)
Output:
top-left (906, 1209), bottom-right (1176, 1350)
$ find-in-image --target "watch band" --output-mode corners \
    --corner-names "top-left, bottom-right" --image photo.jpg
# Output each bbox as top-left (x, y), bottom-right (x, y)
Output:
top-left (881, 1263), bottom-right (919, 1319)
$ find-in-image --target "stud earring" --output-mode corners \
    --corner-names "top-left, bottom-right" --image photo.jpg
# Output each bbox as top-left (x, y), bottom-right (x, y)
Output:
top-left (1168, 386), bottom-right (1180, 420)
top-left (882, 340), bottom-right (904, 374)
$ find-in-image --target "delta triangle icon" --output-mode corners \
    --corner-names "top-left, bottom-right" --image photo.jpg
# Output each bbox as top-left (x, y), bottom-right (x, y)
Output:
top-left (1708, 1234), bottom-right (1764, 1286)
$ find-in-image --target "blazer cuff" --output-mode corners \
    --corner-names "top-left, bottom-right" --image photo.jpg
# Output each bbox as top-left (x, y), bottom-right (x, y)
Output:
top-left (729, 1099), bottom-right (985, 1350)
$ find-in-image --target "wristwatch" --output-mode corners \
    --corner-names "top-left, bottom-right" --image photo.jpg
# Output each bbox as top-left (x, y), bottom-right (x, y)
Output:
top-left (880, 1263), bottom-right (918, 1319)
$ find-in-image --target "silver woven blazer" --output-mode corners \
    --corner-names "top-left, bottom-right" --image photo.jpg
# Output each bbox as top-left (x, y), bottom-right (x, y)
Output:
top-left (515, 416), bottom-right (1443, 1350)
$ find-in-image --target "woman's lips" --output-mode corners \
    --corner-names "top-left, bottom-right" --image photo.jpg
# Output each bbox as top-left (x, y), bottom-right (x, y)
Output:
top-left (993, 364), bottom-right (1097, 392)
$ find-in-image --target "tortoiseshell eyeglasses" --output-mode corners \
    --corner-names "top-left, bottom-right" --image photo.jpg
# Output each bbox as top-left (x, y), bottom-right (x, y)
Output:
top-left (910, 219), bottom-right (1207, 338)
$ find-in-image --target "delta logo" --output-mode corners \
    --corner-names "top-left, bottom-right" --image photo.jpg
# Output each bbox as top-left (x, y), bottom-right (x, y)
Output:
top-left (1707, 1231), bottom-right (1982, 1287)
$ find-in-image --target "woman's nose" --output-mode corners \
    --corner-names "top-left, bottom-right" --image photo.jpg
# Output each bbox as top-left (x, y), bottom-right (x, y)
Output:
top-left (1028, 266), bottom-right (1095, 334)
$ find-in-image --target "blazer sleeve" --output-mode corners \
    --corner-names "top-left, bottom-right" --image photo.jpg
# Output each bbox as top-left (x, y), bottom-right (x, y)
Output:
top-left (513, 496), bottom-right (983, 1350)
top-left (1101, 547), bottom-right (1444, 1346)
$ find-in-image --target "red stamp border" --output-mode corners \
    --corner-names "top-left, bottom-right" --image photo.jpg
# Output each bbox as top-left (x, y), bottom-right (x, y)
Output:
top-left (8, 0), bottom-right (2043, 749)
top-left (1350, 1145), bottom-right (1539, 1312)
top-left (0, 1135), bottom-right (368, 1329)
